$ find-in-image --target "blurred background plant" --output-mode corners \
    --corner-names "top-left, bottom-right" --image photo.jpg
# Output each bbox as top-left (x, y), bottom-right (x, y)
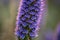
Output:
top-left (0, 0), bottom-right (60, 40)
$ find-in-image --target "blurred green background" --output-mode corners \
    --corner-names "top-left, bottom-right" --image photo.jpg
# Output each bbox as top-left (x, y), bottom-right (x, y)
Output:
top-left (0, 0), bottom-right (60, 40)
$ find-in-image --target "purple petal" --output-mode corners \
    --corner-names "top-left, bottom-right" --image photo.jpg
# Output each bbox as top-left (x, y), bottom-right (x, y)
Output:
top-left (22, 22), bottom-right (28, 27)
top-left (31, 16), bottom-right (36, 20)
top-left (26, 19), bottom-right (33, 23)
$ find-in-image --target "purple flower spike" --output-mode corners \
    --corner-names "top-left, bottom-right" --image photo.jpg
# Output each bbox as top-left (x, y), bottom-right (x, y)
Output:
top-left (15, 0), bottom-right (45, 39)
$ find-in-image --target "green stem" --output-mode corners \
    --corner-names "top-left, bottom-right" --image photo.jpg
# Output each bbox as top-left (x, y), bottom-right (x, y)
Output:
top-left (28, 34), bottom-right (32, 40)
top-left (23, 34), bottom-right (32, 40)
top-left (18, 36), bottom-right (21, 40)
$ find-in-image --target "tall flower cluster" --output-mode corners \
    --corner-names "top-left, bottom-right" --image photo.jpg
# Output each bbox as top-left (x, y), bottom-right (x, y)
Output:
top-left (15, 0), bottom-right (43, 39)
